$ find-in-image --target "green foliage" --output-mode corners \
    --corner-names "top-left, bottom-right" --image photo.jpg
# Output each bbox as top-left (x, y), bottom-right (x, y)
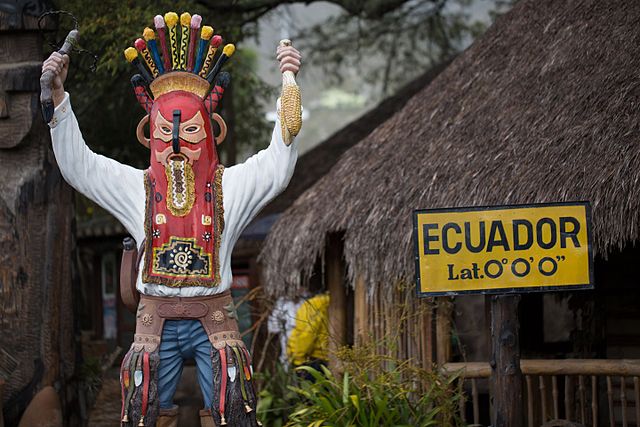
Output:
top-left (255, 362), bottom-right (300, 427)
top-left (79, 356), bottom-right (103, 396)
top-left (257, 345), bottom-right (463, 427)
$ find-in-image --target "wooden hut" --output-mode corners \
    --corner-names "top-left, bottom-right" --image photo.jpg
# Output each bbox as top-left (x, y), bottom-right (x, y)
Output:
top-left (260, 0), bottom-right (640, 424)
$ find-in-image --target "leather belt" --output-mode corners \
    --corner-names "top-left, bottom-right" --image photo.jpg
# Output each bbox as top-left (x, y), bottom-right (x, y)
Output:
top-left (132, 291), bottom-right (243, 352)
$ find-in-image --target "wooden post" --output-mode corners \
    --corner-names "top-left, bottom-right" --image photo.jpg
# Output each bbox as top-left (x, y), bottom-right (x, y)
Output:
top-left (490, 294), bottom-right (524, 427)
top-left (354, 274), bottom-right (368, 346)
top-left (436, 297), bottom-right (453, 365)
top-left (326, 234), bottom-right (347, 374)
top-left (420, 299), bottom-right (434, 368)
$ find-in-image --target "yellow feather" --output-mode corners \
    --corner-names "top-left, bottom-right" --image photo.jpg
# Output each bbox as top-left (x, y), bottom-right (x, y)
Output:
top-left (180, 12), bottom-right (191, 27)
top-left (124, 47), bottom-right (138, 63)
top-left (143, 27), bottom-right (155, 41)
top-left (164, 12), bottom-right (178, 27)
top-left (201, 26), bottom-right (214, 40)
top-left (222, 44), bottom-right (235, 57)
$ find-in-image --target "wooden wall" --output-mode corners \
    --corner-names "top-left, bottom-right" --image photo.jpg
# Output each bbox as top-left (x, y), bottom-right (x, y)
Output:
top-left (322, 235), bottom-right (444, 371)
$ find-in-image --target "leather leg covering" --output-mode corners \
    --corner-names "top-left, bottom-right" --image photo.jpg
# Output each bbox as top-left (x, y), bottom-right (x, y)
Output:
top-left (210, 345), bottom-right (259, 426)
top-left (121, 299), bottom-right (164, 427)
top-left (157, 405), bottom-right (179, 427)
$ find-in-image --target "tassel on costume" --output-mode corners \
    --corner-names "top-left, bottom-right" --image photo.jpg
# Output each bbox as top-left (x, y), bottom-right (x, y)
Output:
top-left (122, 352), bottom-right (140, 423)
top-left (138, 351), bottom-right (151, 426)
top-left (218, 347), bottom-right (228, 425)
top-left (242, 347), bottom-right (255, 378)
top-left (240, 347), bottom-right (252, 381)
top-left (232, 346), bottom-right (252, 413)
top-left (120, 350), bottom-right (134, 423)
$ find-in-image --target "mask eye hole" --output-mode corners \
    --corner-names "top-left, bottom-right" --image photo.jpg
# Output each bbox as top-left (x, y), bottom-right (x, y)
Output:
top-left (160, 126), bottom-right (172, 134)
top-left (184, 125), bottom-right (200, 133)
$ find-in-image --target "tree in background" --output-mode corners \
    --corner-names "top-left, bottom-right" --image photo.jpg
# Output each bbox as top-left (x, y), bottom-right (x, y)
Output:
top-left (297, 0), bottom-right (487, 96)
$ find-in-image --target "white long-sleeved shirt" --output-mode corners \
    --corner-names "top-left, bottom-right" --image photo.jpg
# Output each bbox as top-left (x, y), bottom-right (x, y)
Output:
top-left (50, 93), bottom-right (297, 297)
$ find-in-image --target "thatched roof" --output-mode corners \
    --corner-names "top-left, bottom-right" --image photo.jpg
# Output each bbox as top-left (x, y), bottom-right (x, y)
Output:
top-left (260, 0), bottom-right (640, 298)
top-left (258, 61), bottom-right (449, 218)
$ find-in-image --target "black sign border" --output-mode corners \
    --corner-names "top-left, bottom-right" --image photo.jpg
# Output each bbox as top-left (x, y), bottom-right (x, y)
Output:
top-left (413, 201), bottom-right (594, 298)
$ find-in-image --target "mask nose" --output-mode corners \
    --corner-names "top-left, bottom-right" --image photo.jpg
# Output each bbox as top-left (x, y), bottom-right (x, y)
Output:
top-left (172, 109), bottom-right (181, 154)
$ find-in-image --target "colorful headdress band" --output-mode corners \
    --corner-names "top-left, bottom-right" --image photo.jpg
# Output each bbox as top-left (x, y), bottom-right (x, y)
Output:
top-left (124, 12), bottom-right (235, 101)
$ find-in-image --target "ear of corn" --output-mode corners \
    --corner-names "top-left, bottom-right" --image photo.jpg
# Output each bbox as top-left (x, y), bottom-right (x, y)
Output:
top-left (280, 82), bottom-right (302, 145)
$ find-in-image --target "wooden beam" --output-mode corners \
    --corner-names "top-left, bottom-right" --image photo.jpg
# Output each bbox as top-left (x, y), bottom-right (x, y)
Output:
top-left (490, 295), bottom-right (524, 427)
top-left (444, 359), bottom-right (640, 378)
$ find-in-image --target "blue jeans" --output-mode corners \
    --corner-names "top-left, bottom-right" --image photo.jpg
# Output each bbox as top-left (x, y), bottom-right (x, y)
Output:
top-left (158, 319), bottom-right (214, 409)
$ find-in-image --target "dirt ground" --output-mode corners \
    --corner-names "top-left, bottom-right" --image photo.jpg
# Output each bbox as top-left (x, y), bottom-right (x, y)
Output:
top-left (88, 366), bottom-right (203, 426)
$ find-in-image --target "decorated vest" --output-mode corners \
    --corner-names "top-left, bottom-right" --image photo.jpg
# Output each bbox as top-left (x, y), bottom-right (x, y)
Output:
top-left (125, 12), bottom-right (234, 287)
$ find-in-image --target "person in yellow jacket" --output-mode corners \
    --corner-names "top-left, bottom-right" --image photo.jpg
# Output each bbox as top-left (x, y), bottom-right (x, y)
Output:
top-left (287, 293), bottom-right (330, 373)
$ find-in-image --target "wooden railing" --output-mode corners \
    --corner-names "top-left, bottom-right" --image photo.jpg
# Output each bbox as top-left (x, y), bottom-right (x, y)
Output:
top-left (443, 359), bottom-right (640, 427)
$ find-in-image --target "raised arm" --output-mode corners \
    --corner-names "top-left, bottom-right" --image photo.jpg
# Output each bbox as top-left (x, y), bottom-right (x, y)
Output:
top-left (43, 52), bottom-right (145, 243)
top-left (222, 43), bottom-right (302, 242)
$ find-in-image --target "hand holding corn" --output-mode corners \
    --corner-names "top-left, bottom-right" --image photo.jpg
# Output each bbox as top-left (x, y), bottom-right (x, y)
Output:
top-left (277, 40), bottom-right (302, 145)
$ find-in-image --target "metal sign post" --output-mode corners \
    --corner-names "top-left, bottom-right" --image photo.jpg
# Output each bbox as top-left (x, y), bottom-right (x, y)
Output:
top-left (413, 202), bottom-right (593, 426)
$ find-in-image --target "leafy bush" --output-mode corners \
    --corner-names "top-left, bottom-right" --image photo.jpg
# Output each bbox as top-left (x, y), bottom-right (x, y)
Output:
top-left (258, 344), bottom-right (463, 427)
top-left (256, 362), bottom-right (300, 427)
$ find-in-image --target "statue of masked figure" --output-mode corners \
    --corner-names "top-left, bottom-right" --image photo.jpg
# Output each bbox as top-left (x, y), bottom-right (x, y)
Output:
top-left (42, 11), bottom-right (302, 427)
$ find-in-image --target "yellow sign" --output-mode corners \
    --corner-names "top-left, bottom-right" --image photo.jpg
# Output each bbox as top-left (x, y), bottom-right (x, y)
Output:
top-left (413, 202), bottom-right (593, 296)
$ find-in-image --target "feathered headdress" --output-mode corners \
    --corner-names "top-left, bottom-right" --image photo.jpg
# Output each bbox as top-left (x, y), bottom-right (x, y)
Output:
top-left (124, 12), bottom-right (234, 147)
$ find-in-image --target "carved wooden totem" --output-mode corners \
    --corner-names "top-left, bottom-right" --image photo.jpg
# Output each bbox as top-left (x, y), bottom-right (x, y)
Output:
top-left (0, 2), bottom-right (77, 425)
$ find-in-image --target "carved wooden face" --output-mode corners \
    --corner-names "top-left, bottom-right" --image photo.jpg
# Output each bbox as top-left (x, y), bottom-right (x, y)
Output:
top-left (147, 91), bottom-right (220, 217)
top-left (149, 91), bottom-right (217, 168)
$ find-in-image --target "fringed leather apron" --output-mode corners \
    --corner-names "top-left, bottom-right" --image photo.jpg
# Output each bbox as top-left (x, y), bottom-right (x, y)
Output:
top-left (119, 292), bottom-right (259, 426)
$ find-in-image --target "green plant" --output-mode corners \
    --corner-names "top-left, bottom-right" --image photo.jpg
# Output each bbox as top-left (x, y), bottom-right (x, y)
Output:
top-left (256, 362), bottom-right (300, 427)
top-left (285, 346), bottom-right (463, 427)
top-left (80, 356), bottom-right (103, 396)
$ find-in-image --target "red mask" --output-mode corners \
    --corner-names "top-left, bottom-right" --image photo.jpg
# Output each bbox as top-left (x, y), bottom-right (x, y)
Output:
top-left (134, 72), bottom-right (228, 287)
top-left (149, 91), bottom-right (219, 216)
